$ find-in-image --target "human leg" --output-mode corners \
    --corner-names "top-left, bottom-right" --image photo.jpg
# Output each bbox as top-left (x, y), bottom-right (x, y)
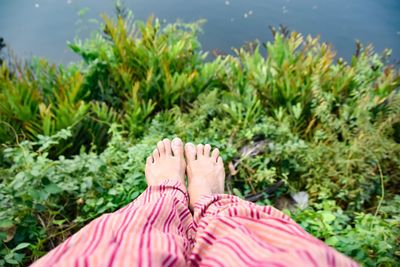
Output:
top-left (32, 138), bottom-right (192, 267)
top-left (185, 143), bottom-right (358, 267)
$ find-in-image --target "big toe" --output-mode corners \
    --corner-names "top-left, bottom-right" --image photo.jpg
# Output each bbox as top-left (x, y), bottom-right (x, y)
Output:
top-left (185, 142), bottom-right (196, 162)
top-left (171, 137), bottom-right (184, 158)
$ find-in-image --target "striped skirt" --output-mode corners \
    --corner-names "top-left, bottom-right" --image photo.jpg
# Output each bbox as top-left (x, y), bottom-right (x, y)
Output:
top-left (32, 180), bottom-right (358, 267)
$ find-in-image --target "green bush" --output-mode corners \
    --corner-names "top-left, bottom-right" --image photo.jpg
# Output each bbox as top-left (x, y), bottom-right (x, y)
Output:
top-left (287, 197), bottom-right (400, 266)
top-left (0, 13), bottom-right (216, 156)
top-left (0, 10), bottom-right (399, 266)
top-left (0, 126), bottom-right (148, 264)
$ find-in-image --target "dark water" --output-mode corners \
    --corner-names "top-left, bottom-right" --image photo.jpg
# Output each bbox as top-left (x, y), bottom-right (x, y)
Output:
top-left (0, 0), bottom-right (399, 65)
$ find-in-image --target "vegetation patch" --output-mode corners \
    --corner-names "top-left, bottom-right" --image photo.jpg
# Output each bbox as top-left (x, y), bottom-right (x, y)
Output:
top-left (0, 9), bottom-right (399, 266)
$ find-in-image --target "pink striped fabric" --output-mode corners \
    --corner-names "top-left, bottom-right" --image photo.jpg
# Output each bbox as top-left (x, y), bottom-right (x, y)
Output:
top-left (32, 180), bottom-right (358, 267)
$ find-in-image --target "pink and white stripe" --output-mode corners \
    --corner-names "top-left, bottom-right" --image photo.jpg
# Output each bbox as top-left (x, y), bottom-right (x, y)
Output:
top-left (32, 180), bottom-right (358, 267)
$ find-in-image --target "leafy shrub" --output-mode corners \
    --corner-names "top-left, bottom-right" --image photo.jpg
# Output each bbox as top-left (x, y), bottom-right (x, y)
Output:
top-left (0, 126), bottom-right (148, 264)
top-left (0, 13), bottom-right (220, 156)
top-left (287, 197), bottom-right (400, 266)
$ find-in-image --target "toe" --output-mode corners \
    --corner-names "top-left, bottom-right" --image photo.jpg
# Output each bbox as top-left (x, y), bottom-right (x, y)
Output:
top-left (153, 148), bottom-right (160, 160)
top-left (185, 142), bottom-right (196, 162)
top-left (163, 138), bottom-right (172, 156)
top-left (204, 144), bottom-right (211, 157)
top-left (217, 156), bottom-right (224, 166)
top-left (157, 141), bottom-right (165, 157)
top-left (211, 148), bottom-right (220, 162)
top-left (146, 156), bottom-right (153, 165)
top-left (197, 144), bottom-right (204, 158)
top-left (171, 137), bottom-right (184, 157)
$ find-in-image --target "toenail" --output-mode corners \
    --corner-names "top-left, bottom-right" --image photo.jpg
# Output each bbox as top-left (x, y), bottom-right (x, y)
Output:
top-left (173, 139), bottom-right (181, 145)
top-left (186, 143), bottom-right (195, 149)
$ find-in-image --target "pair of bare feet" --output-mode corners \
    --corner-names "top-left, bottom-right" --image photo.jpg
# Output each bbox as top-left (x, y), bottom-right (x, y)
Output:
top-left (145, 138), bottom-right (225, 210)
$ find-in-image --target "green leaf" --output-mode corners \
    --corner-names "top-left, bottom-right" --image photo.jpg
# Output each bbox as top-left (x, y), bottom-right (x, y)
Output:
top-left (325, 236), bottom-right (339, 246)
top-left (0, 220), bottom-right (13, 228)
top-left (322, 213), bottom-right (336, 223)
top-left (0, 230), bottom-right (7, 242)
top-left (53, 219), bottom-right (66, 226)
top-left (7, 259), bottom-right (19, 265)
top-left (232, 188), bottom-right (244, 199)
top-left (12, 242), bottom-right (31, 251)
top-left (108, 188), bottom-right (118, 195)
top-left (5, 257), bottom-right (18, 265)
top-left (45, 184), bottom-right (62, 194)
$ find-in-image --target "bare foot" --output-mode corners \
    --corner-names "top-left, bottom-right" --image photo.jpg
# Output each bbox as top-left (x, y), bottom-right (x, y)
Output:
top-left (185, 143), bottom-right (225, 210)
top-left (145, 138), bottom-right (186, 186)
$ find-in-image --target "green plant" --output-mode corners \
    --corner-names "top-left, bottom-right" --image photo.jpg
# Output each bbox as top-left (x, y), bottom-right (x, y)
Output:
top-left (0, 126), bottom-right (149, 265)
top-left (286, 197), bottom-right (400, 266)
top-left (1, 10), bottom-right (399, 266)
